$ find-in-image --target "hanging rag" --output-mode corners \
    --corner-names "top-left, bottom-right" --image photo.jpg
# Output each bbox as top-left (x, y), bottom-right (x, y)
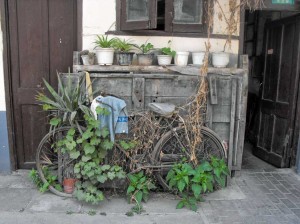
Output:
top-left (90, 95), bottom-right (128, 142)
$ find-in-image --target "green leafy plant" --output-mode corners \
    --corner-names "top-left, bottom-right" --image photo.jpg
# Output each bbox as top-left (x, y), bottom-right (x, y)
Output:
top-left (36, 73), bottom-right (93, 130)
top-left (113, 38), bottom-right (135, 52)
top-left (64, 111), bottom-right (126, 205)
top-left (29, 168), bottom-right (62, 193)
top-left (135, 41), bottom-right (154, 54)
top-left (161, 40), bottom-right (176, 57)
top-left (126, 171), bottom-right (156, 214)
top-left (166, 157), bottom-right (229, 211)
top-left (94, 35), bottom-right (117, 48)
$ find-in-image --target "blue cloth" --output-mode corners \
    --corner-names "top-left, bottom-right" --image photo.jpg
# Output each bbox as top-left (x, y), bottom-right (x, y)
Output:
top-left (96, 96), bottom-right (128, 142)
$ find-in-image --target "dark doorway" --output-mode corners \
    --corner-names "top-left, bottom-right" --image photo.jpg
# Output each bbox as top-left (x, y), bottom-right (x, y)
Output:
top-left (244, 10), bottom-right (300, 168)
top-left (6, 0), bottom-right (81, 169)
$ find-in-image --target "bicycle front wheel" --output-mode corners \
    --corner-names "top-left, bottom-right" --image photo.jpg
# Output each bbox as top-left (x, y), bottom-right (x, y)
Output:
top-left (36, 126), bottom-right (82, 197)
top-left (152, 126), bottom-right (226, 190)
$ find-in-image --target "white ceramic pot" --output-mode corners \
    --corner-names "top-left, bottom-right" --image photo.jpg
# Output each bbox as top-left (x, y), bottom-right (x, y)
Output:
top-left (175, 52), bottom-right (189, 66)
top-left (192, 52), bottom-right (205, 65)
top-left (212, 52), bottom-right (230, 68)
top-left (95, 48), bottom-right (114, 65)
top-left (157, 55), bottom-right (172, 65)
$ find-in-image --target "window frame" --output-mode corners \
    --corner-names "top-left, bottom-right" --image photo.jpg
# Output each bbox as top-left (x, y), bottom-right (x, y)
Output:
top-left (116, 0), bottom-right (209, 34)
top-left (119, 0), bottom-right (158, 30)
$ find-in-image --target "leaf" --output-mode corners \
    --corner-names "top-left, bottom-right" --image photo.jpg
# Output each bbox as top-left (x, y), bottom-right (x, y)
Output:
top-left (183, 176), bottom-right (189, 185)
top-left (101, 165), bottom-right (110, 171)
top-left (177, 179), bottom-right (186, 193)
top-left (191, 184), bottom-right (202, 198)
top-left (200, 161), bottom-right (212, 172)
top-left (128, 174), bottom-right (138, 184)
top-left (107, 172), bottom-right (116, 180)
top-left (82, 155), bottom-right (92, 162)
top-left (84, 144), bottom-right (95, 155)
top-left (66, 141), bottom-right (76, 150)
top-left (135, 191), bottom-right (143, 204)
top-left (101, 129), bottom-right (110, 138)
top-left (176, 200), bottom-right (185, 209)
top-left (166, 170), bottom-right (175, 182)
top-left (90, 137), bottom-right (101, 146)
top-left (214, 168), bottom-right (221, 178)
top-left (97, 175), bottom-right (107, 183)
top-left (49, 117), bottom-right (61, 126)
top-left (70, 150), bottom-right (80, 159)
top-left (127, 185), bottom-right (135, 195)
top-left (102, 140), bottom-right (114, 150)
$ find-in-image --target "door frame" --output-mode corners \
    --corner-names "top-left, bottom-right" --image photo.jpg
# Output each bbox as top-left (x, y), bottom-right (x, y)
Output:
top-left (238, 1), bottom-right (300, 167)
top-left (0, 0), bottom-right (83, 170)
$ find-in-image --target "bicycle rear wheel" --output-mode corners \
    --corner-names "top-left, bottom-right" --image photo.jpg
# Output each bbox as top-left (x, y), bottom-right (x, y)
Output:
top-left (152, 126), bottom-right (226, 190)
top-left (36, 126), bottom-right (82, 197)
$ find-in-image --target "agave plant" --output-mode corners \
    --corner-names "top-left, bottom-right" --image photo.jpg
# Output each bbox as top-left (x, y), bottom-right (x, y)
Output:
top-left (94, 35), bottom-right (117, 48)
top-left (113, 38), bottom-right (135, 52)
top-left (36, 73), bottom-right (94, 131)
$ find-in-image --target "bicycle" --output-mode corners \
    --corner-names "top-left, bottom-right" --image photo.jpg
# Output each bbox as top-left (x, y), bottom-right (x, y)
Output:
top-left (36, 102), bottom-right (226, 197)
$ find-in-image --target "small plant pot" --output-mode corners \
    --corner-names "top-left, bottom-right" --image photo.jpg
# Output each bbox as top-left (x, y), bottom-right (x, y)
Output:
top-left (81, 54), bottom-right (95, 65)
top-left (96, 48), bottom-right (114, 65)
top-left (137, 53), bottom-right (154, 66)
top-left (175, 52), bottom-right (189, 66)
top-left (63, 178), bottom-right (76, 194)
top-left (115, 52), bottom-right (135, 66)
top-left (212, 52), bottom-right (230, 68)
top-left (157, 55), bottom-right (172, 66)
top-left (192, 52), bottom-right (206, 65)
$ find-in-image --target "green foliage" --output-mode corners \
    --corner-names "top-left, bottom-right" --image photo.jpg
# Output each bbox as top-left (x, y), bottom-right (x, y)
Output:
top-left (94, 35), bottom-right (117, 48)
top-left (161, 40), bottom-right (176, 57)
top-left (135, 41), bottom-right (154, 54)
top-left (36, 73), bottom-right (93, 129)
top-left (126, 171), bottom-right (155, 215)
top-left (166, 157), bottom-right (229, 211)
top-left (62, 111), bottom-right (126, 205)
top-left (118, 140), bottom-right (137, 151)
top-left (29, 168), bottom-right (62, 193)
top-left (113, 38), bottom-right (135, 52)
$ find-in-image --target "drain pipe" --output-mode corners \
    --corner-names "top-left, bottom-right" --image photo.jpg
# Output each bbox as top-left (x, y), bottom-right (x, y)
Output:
top-left (296, 131), bottom-right (300, 174)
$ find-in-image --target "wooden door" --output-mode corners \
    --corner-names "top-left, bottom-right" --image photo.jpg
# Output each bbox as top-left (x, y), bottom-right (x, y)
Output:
top-left (8, 0), bottom-right (78, 169)
top-left (254, 15), bottom-right (300, 167)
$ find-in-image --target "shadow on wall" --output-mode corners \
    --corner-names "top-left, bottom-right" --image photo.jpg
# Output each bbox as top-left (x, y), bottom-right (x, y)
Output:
top-left (0, 111), bottom-right (11, 173)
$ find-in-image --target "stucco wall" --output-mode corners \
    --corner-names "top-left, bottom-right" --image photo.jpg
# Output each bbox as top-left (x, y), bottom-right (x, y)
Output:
top-left (0, 9), bottom-right (11, 172)
top-left (82, 0), bottom-right (239, 54)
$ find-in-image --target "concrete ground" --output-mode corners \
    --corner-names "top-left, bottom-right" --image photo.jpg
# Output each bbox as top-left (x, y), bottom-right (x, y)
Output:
top-left (1, 144), bottom-right (300, 224)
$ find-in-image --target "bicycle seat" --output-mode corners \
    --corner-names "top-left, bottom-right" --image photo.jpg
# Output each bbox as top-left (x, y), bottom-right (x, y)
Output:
top-left (148, 103), bottom-right (176, 117)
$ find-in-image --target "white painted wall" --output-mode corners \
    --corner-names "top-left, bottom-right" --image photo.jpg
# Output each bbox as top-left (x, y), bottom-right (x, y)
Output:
top-left (82, 0), bottom-right (240, 54)
top-left (0, 12), bottom-right (5, 111)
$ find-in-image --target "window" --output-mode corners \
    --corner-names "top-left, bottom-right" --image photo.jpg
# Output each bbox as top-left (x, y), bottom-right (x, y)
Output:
top-left (116, 0), bottom-right (208, 34)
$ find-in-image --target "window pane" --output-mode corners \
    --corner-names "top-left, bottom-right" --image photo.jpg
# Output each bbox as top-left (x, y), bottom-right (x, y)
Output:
top-left (173, 0), bottom-right (203, 24)
top-left (127, 0), bottom-right (149, 21)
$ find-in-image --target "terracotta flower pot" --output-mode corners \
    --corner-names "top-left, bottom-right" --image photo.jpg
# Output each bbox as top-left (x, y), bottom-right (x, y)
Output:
top-left (63, 178), bottom-right (76, 194)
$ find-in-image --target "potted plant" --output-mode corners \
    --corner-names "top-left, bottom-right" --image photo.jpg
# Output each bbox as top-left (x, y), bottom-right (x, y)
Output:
top-left (94, 35), bottom-right (116, 65)
top-left (175, 51), bottom-right (189, 66)
top-left (212, 52), bottom-right (230, 68)
top-left (81, 52), bottom-right (95, 65)
top-left (114, 38), bottom-right (136, 65)
top-left (192, 52), bottom-right (206, 65)
top-left (63, 170), bottom-right (77, 194)
top-left (135, 41), bottom-right (155, 66)
top-left (157, 40), bottom-right (176, 66)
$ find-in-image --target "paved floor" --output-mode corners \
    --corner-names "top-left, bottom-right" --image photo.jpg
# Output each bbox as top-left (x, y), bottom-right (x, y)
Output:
top-left (1, 144), bottom-right (300, 223)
